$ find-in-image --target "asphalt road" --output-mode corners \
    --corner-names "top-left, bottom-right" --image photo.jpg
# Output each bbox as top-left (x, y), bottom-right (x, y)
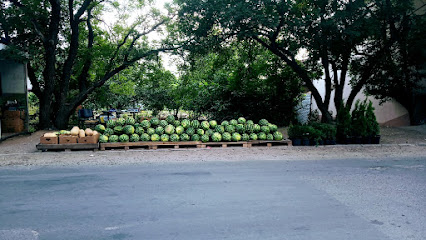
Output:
top-left (0, 157), bottom-right (425, 240)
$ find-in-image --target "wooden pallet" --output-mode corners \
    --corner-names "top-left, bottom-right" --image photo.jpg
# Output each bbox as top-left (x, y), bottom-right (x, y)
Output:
top-left (99, 141), bottom-right (202, 151)
top-left (198, 141), bottom-right (249, 148)
top-left (246, 140), bottom-right (292, 147)
top-left (99, 140), bottom-right (292, 151)
top-left (36, 143), bottom-right (99, 152)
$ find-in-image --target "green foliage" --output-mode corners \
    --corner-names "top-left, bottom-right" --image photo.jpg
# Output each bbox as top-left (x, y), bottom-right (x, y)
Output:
top-left (351, 100), bottom-right (368, 137)
top-left (176, 41), bottom-right (302, 125)
top-left (336, 104), bottom-right (352, 139)
top-left (365, 101), bottom-right (380, 136)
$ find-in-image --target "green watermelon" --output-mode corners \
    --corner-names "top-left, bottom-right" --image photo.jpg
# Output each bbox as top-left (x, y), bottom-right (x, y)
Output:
top-left (258, 132), bottom-right (267, 140)
top-left (225, 125), bottom-right (235, 133)
top-left (253, 124), bottom-right (261, 133)
top-left (155, 126), bottom-right (164, 135)
top-left (130, 134), bottom-right (140, 142)
top-left (170, 134), bottom-right (179, 142)
top-left (246, 120), bottom-right (254, 125)
top-left (259, 119), bottom-right (269, 126)
top-left (232, 132), bottom-right (242, 142)
top-left (215, 125), bottom-right (225, 134)
top-left (268, 124), bottom-right (278, 132)
top-left (191, 120), bottom-right (200, 129)
top-left (147, 128), bottom-right (156, 135)
top-left (236, 124), bottom-right (245, 133)
top-left (151, 134), bottom-right (160, 141)
top-left (221, 120), bottom-right (229, 126)
top-left (266, 133), bottom-right (274, 141)
top-left (237, 117), bottom-right (246, 124)
top-left (245, 123), bottom-right (254, 133)
top-left (113, 126), bottom-right (123, 134)
top-left (116, 118), bottom-right (126, 126)
top-left (186, 127), bottom-right (195, 136)
top-left (180, 133), bottom-right (190, 141)
top-left (250, 133), bottom-right (258, 140)
top-left (176, 126), bottom-right (185, 135)
top-left (141, 120), bottom-right (151, 129)
top-left (212, 132), bottom-right (222, 142)
top-left (209, 120), bottom-right (217, 128)
top-left (241, 133), bottom-right (250, 141)
top-left (135, 126), bottom-right (144, 135)
top-left (161, 134), bottom-right (170, 142)
top-left (165, 125), bottom-right (175, 135)
top-left (106, 119), bottom-right (116, 128)
top-left (201, 134), bottom-right (209, 143)
top-left (95, 124), bottom-right (106, 133)
top-left (206, 129), bottom-right (214, 136)
top-left (99, 135), bottom-right (108, 143)
top-left (123, 125), bottom-right (135, 135)
top-left (104, 128), bottom-right (114, 136)
top-left (230, 119), bottom-right (238, 126)
top-left (119, 134), bottom-right (129, 142)
top-left (126, 117), bottom-right (136, 125)
top-left (150, 117), bottom-right (160, 126)
top-left (201, 121), bottom-right (210, 130)
top-left (109, 135), bottom-right (119, 142)
top-left (140, 133), bottom-right (150, 141)
top-left (191, 134), bottom-right (200, 141)
top-left (173, 120), bottom-right (181, 127)
top-left (273, 131), bottom-right (283, 140)
top-left (197, 129), bottom-right (205, 135)
top-left (260, 125), bottom-right (270, 134)
top-left (222, 132), bottom-right (232, 141)
top-left (181, 119), bottom-right (191, 128)
top-left (160, 120), bottom-right (168, 128)
top-left (166, 115), bottom-right (175, 123)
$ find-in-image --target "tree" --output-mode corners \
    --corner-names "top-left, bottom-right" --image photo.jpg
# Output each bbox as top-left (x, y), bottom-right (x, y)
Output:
top-left (354, 0), bottom-right (426, 125)
top-left (177, 40), bottom-right (303, 125)
top-left (0, 0), bottom-right (177, 129)
top-left (175, 0), bottom-right (424, 123)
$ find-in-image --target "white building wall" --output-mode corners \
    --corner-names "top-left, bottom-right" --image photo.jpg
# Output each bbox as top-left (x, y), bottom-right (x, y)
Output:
top-left (310, 77), bottom-right (409, 126)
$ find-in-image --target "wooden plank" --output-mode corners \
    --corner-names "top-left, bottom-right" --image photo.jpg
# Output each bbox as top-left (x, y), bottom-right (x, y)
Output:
top-left (98, 140), bottom-right (292, 151)
top-left (99, 141), bottom-right (202, 151)
top-left (36, 143), bottom-right (99, 151)
top-left (248, 140), bottom-right (292, 147)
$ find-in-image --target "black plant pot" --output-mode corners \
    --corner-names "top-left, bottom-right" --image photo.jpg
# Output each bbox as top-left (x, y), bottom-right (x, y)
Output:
top-left (325, 139), bottom-right (331, 145)
top-left (344, 136), bottom-right (353, 145)
top-left (292, 138), bottom-right (302, 146)
top-left (318, 139), bottom-right (324, 146)
top-left (372, 135), bottom-right (381, 144)
top-left (302, 138), bottom-right (310, 146)
top-left (329, 139), bottom-right (336, 145)
top-left (353, 136), bottom-right (362, 144)
top-left (362, 136), bottom-right (372, 144)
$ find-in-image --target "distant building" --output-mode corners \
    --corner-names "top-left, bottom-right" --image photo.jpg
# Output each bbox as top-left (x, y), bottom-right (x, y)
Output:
top-left (0, 43), bottom-right (29, 139)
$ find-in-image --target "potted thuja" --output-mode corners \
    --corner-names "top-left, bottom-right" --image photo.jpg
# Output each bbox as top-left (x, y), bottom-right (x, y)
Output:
top-left (351, 100), bottom-right (368, 144)
top-left (336, 104), bottom-right (352, 144)
top-left (288, 125), bottom-right (303, 146)
top-left (365, 101), bottom-right (380, 144)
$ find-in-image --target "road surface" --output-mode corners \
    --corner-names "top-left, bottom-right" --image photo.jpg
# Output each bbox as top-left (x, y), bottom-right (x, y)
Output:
top-left (0, 156), bottom-right (425, 240)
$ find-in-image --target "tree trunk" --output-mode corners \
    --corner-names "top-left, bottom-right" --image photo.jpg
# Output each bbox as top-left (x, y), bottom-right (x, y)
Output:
top-left (53, 106), bottom-right (74, 130)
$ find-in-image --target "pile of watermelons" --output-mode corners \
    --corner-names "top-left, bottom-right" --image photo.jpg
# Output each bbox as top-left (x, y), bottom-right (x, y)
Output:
top-left (95, 115), bottom-right (284, 143)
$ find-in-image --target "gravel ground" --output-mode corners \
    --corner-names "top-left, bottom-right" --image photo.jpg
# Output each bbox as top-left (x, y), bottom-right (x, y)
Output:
top-left (0, 126), bottom-right (425, 167)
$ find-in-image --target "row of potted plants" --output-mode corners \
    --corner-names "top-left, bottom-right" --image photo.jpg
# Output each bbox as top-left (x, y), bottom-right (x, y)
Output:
top-left (288, 123), bottom-right (337, 146)
top-left (336, 100), bottom-right (380, 144)
top-left (288, 99), bottom-right (381, 146)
